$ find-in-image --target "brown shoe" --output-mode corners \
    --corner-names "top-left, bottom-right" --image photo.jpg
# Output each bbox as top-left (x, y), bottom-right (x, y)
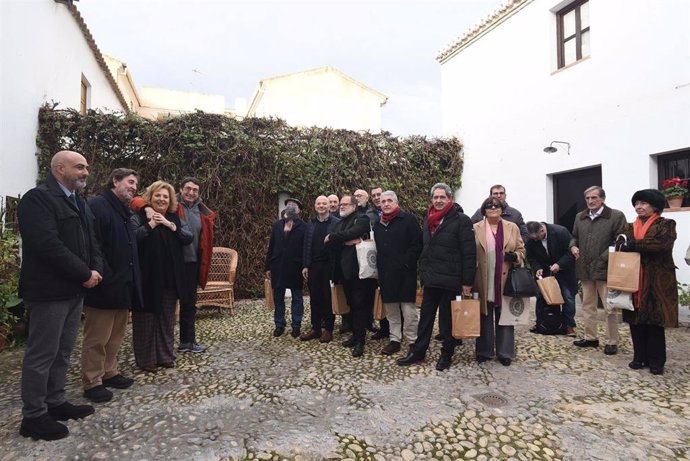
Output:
top-left (319, 330), bottom-right (333, 343)
top-left (381, 341), bottom-right (401, 355)
top-left (566, 327), bottom-right (576, 337)
top-left (300, 329), bottom-right (321, 341)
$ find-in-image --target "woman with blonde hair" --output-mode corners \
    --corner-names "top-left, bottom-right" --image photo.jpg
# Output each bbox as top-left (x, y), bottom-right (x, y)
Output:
top-left (131, 181), bottom-right (192, 372)
top-left (473, 195), bottom-right (526, 366)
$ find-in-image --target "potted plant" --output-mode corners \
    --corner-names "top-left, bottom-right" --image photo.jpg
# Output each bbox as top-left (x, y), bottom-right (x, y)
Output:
top-left (661, 176), bottom-right (688, 208)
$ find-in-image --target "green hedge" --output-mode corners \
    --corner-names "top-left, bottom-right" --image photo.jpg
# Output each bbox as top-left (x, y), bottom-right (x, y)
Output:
top-left (36, 105), bottom-right (463, 297)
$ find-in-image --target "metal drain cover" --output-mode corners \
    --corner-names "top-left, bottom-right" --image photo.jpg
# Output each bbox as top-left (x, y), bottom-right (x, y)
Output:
top-left (472, 392), bottom-right (510, 407)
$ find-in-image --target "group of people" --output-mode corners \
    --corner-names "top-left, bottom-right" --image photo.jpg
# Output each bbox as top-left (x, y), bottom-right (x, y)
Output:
top-left (15, 149), bottom-right (680, 442)
top-left (265, 183), bottom-right (680, 375)
top-left (17, 150), bottom-right (215, 441)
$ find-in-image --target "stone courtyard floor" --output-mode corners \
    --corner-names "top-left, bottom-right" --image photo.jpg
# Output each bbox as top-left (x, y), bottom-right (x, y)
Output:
top-left (0, 299), bottom-right (689, 461)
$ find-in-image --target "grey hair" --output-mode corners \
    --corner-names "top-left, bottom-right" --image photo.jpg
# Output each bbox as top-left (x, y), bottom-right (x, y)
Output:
top-left (584, 186), bottom-right (606, 199)
top-left (430, 182), bottom-right (452, 199)
top-left (381, 190), bottom-right (398, 203)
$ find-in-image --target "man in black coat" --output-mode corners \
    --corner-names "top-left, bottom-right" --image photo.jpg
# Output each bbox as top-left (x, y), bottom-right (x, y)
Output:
top-left (525, 221), bottom-right (577, 335)
top-left (373, 191), bottom-right (422, 356)
top-left (80, 168), bottom-right (143, 403)
top-left (265, 198), bottom-right (306, 338)
top-left (17, 150), bottom-right (103, 441)
top-left (398, 183), bottom-right (476, 371)
top-left (325, 194), bottom-right (376, 357)
top-left (300, 195), bottom-right (340, 343)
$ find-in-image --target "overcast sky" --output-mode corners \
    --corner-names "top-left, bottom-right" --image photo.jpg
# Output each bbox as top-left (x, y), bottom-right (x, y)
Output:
top-left (78, 0), bottom-right (504, 137)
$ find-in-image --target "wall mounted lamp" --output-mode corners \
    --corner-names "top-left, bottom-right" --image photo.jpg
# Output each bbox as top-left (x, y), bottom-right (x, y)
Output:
top-left (543, 141), bottom-right (570, 155)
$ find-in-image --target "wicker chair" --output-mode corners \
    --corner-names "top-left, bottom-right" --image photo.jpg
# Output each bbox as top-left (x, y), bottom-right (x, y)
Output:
top-left (196, 247), bottom-right (238, 315)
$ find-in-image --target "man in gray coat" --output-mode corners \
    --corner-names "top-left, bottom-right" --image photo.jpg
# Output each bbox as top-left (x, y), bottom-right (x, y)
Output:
top-left (471, 184), bottom-right (528, 243)
top-left (570, 186), bottom-right (627, 355)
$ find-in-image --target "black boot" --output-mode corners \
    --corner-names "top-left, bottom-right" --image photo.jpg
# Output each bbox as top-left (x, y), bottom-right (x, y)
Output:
top-left (397, 350), bottom-right (425, 366)
top-left (352, 342), bottom-right (365, 357)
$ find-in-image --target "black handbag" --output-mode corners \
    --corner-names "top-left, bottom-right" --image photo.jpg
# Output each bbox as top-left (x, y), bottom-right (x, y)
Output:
top-left (503, 266), bottom-right (539, 298)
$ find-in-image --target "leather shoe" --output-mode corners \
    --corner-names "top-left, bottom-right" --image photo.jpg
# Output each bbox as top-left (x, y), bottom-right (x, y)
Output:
top-left (158, 362), bottom-right (175, 369)
top-left (649, 367), bottom-right (664, 375)
top-left (19, 414), bottom-right (69, 441)
top-left (499, 358), bottom-right (512, 366)
top-left (573, 339), bottom-right (599, 348)
top-left (140, 365), bottom-right (157, 373)
top-left (83, 385), bottom-right (113, 403)
top-left (291, 328), bottom-right (301, 338)
top-left (565, 327), bottom-right (576, 337)
top-left (299, 329), bottom-right (321, 341)
top-left (381, 341), bottom-right (401, 355)
top-left (476, 356), bottom-right (490, 363)
top-left (102, 374), bottom-right (134, 389)
top-left (341, 336), bottom-right (356, 348)
top-left (604, 344), bottom-right (618, 355)
top-left (434, 333), bottom-right (443, 341)
top-left (47, 401), bottom-right (95, 421)
top-left (628, 360), bottom-right (646, 369)
top-left (371, 329), bottom-right (389, 340)
top-left (397, 351), bottom-right (425, 366)
top-left (319, 330), bottom-right (333, 343)
top-left (352, 343), bottom-right (365, 357)
top-left (273, 326), bottom-right (285, 337)
top-left (435, 356), bottom-right (452, 371)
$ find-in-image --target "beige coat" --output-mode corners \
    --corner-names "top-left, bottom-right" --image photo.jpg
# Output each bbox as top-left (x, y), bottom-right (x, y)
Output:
top-left (473, 219), bottom-right (526, 315)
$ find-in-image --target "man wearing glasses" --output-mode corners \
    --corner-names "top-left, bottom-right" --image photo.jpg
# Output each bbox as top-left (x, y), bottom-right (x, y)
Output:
top-left (471, 184), bottom-right (528, 243)
top-left (325, 195), bottom-right (376, 357)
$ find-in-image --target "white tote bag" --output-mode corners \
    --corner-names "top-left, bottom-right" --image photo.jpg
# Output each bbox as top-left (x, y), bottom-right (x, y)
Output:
top-left (498, 296), bottom-right (531, 326)
top-left (356, 232), bottom-right (378, 279)
top-left (606, 289), bottom-right (634, 311)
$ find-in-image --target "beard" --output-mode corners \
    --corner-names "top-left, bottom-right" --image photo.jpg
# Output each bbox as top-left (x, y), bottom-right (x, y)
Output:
top-left (74, 178), bottom-right (87, 190)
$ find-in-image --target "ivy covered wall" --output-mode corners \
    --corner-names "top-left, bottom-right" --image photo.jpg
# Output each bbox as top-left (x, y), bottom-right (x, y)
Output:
top-left (36, 106), bottom-right (463, 297)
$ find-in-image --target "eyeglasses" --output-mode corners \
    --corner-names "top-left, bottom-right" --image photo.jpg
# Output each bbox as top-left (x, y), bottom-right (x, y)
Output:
top-left (484, 204), bottom-right (501, 210)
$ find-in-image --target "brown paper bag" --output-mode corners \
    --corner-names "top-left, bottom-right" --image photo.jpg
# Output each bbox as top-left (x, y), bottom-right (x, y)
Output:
top-left (415, 288), bottom-right (423, 309)
top-left (451, 298), bottom-right (480, 339)
top-left (264, 279), bottom-right (274, 309)
top-left (607, 251), bottom-right (641, 292)
top-left (373, 288), bottom-right (385, 321)
top-left (331, 283), bottom-right (350, 315)
top-left (536, 276), bottom-right (565, 305)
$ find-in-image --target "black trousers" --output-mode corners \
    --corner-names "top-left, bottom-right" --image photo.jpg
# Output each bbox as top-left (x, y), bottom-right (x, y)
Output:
top-left (307, 261), bottom-right (335, 332)
top-left (629, 323), bottom-right (666, 368)
top-left (342, 278), bottom-right (377, 343)
top-left (179, 261), bottom-right (199, 344)
top-left (414, 286), bottom-right (457, 358)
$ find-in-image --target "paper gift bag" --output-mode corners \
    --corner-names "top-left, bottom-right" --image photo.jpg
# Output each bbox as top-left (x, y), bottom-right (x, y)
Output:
top-left (264, 278), bottom-right (274, 310)
top-left (607, 251), bottom-right (641, 292)
top-left (415, 288), bottom-right (423, 309)
top-left (373, 288), bottom-right (385, 321)
top-left (498, 296), bottom-right (531, 326)
top-left (330, 282), bottom-right (350, 315)
top-left (606, 289), bottom-right (634, 311)
top-left (451, 298), bottom-right (480, 339)
top-left (536, 276), bottom-right (565, 305)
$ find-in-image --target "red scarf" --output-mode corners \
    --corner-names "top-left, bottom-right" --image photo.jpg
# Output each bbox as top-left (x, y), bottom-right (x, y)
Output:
top-left (381, 206), bottom-right (400, 224)
top-left (427, 202), bottom-right (454, 235)
top-left (632, 213), bottom-right (660, 307)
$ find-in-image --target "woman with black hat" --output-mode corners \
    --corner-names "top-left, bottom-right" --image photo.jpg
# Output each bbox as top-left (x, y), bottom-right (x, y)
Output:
top-left (617, 189), bottom-right (678, 375)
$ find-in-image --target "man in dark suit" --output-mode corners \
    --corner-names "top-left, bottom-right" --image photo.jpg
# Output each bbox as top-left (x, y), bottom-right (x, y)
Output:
top-left (525, 221), bottom-right (577, 335)
top-left (17, 150), bottom-right (103, 440)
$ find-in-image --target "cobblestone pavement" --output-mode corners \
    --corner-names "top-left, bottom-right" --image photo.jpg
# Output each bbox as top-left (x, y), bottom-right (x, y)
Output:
top-left (0, 299), bottom-right (689, 461)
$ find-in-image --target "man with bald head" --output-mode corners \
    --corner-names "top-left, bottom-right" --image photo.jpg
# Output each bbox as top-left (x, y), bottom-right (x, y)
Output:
top-left (301, 195), bottom-right (340, 342)
top-left (327, 194), bottom-right (340, 217)
top-left (17, 150), bottom-right (103, 440)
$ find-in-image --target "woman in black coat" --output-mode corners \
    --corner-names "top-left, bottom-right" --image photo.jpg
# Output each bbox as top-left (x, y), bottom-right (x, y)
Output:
top-left (131, 181), bottom-right (192, 372)
top-left (373, 191), bottom-right (422, 355)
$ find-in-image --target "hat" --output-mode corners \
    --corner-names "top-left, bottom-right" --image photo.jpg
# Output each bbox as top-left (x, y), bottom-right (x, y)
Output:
top-left (284, 197), bottom-right (303, 209)
top-left (631, 189), bottom-right (666, 212)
